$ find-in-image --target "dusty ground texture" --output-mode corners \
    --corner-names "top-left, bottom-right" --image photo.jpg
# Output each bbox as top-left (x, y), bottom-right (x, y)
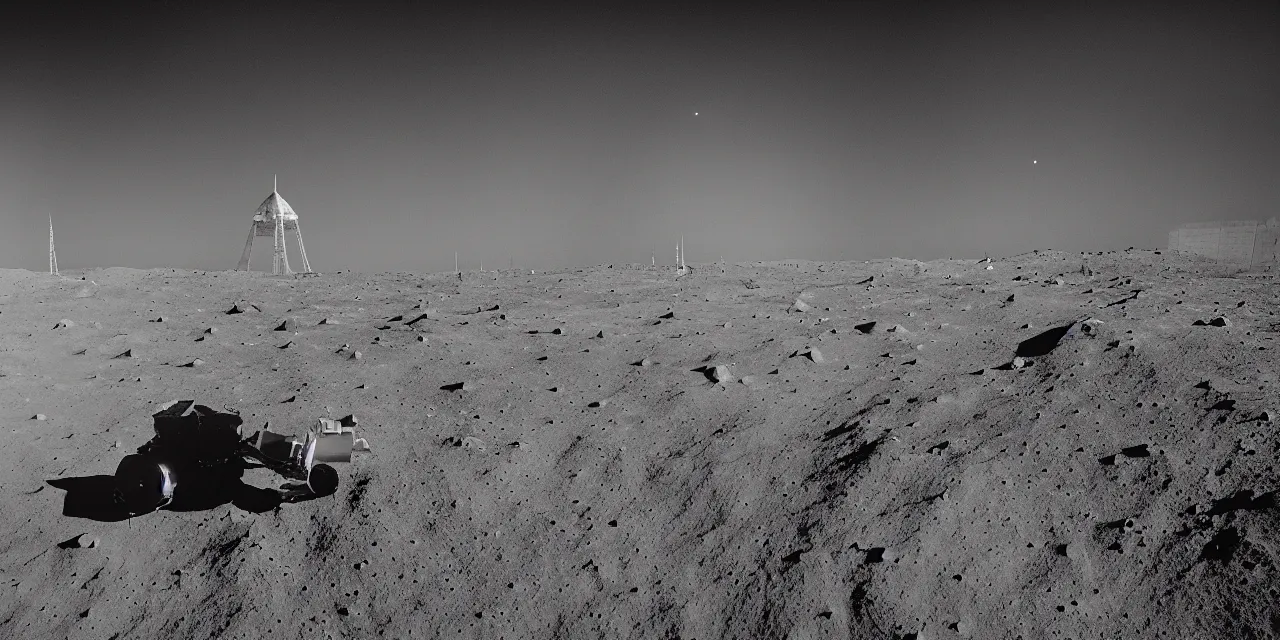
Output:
top-left (2, 249), bottom-right (1278, 639)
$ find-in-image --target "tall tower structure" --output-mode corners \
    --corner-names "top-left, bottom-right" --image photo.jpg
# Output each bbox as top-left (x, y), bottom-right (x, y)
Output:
top-left (237, 176), bottom-right (312, 274)
top-left (49, 215), bottom-right (59, 276)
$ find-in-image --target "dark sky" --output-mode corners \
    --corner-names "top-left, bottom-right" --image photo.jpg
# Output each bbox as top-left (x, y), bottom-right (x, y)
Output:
top-left (3, 2), bottom-right (1277, 273)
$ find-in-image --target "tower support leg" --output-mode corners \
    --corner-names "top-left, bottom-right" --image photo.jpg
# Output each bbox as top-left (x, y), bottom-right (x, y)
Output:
top-left (293, 221), bottom-right (312, 273)
top-left (273, 214), bottom-right (291, 275)
top-left (237, 224), bottom-right (256, 270)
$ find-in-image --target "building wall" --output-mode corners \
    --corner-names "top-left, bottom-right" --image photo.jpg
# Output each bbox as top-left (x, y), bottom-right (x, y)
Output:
top-left (1253, 226), bottom-right (1280, 268)
top-left (1168, 220), bottom-right (1268, 267)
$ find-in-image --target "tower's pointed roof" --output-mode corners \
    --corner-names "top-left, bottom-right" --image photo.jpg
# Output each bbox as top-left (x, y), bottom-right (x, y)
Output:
top-left (252, 190), bottom-right (298, 223)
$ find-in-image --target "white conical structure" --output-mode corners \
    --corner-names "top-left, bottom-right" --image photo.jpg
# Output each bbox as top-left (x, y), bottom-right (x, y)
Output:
top-left (237, 177), bottom-right (312, 274)
top-left (49, 215), bottom-right (58, 276)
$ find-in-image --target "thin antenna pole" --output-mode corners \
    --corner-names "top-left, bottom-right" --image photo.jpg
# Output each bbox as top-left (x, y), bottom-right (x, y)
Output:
top-left (49, 215), bottom-right (58, 276)
top-left (274, 174), bottom-right (277, 193)
top-left (455, 252), bottom-right (458, 273)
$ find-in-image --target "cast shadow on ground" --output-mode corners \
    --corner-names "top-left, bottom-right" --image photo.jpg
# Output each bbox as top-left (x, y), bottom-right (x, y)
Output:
top-left (47, 461), bottom-right (329, 523)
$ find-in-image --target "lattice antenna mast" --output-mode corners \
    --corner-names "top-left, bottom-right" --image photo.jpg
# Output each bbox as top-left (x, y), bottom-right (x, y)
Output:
top-left (49, 215), bottom-right (59, 276)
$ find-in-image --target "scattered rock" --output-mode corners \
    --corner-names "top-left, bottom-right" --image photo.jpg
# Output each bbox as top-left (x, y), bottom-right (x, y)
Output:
top-left (113, 349), bottom-right (133, 359)
top-left (854, 321), bottom-right (876, 334)
top-left (790, 299), bottom-right (811, 313)
top-left (551, 328), bottom-right (563, 335)
top-left (1210, 399), bottom-right (1236, 412)
top-left (179, 359), bottom-right (204, 367)
top-left (461, 436), bottom-right (486, 451)
top-left (278, 341), bottom-right (293, 349)
top-left (274, 319), bottom-right (296, 332)
top-left (32, 414), bottom-right (47, 421)
top-left (888, 324), bottom-right (909, 333)
top-left (318, 318), bottom-right (329, 325)
top-left (53, 319), bottom-right (74, 329)
top-left (226, 304), bottom-right (244, 314)
top-left (350, 351), bottom-right (363, 360)
top-left (149, 317), bottom-right (164, 323)
top-left (1120, 444), bottom-right (1150, 458)
top-left (1015, 323), bottom-right (1076, 358)
top-left (632, 358), bottom-right (653, 367)
top-left (57, 534), bottom-right (85, 549)
top-left (804, 349), bottom-right (825, 363)
top-left (659, 311), bottom-right (675, 319)
top-left (1012, 356), bottom-right (1028, 369)
top-left (416, 335), bottom-right (426, 342)
top-left (440, 381), bottom-right (467, 392)
top-left (710, 365), bottom-right (733, 383)
top-left (593, 330), bottom-right (604, 339)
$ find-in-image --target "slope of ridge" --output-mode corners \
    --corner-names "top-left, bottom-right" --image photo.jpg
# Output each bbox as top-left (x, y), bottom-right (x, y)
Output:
top-left (1, 249), bottom-right (1277, 639)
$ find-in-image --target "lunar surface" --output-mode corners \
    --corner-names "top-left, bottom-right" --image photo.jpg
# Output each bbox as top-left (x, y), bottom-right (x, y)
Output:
top-left (2, 249), bottom-right (1277, 638)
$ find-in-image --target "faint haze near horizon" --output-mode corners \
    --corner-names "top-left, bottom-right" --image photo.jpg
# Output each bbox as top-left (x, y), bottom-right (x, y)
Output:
top-left (2, 2), bottom-right (1277, 274)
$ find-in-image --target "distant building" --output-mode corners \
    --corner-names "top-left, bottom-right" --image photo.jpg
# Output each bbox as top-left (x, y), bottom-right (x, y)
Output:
top-left (1168, 218), bottom-right (1279, 270)
top-left (236, 177), bottom-right (313, 275)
